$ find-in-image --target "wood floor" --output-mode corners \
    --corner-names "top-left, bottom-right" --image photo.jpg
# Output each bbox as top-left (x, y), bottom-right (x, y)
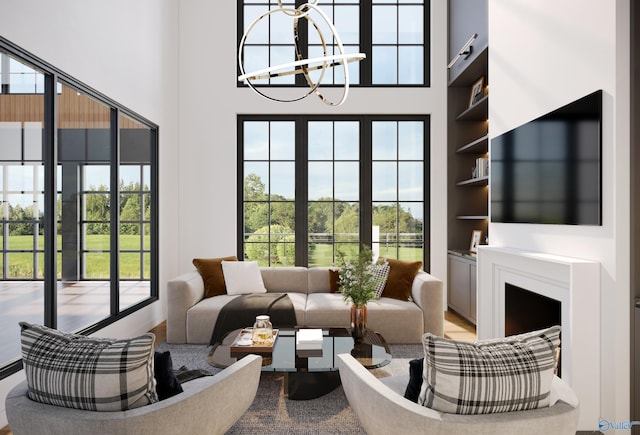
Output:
top-left (0, 310), bottom-right (474, 434)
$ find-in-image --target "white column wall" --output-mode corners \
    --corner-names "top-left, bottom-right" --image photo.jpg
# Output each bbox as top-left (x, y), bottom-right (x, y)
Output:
top-left (0, 0), bottom-right (180, 427)
top-left (178, 0), bottom-right (449, 290)
top-left (488, 0), bottom-right (631, 430)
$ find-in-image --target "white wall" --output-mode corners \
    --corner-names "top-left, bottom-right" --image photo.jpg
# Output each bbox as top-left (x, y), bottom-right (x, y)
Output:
top-left (0, 0), bottom-right (180, 427)
top-left (178, 0), bottom-right (450, 286)
top-left (488, 0), bottom-right (630, 430)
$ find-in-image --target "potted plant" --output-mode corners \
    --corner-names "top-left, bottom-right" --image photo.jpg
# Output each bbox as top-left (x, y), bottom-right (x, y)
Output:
top-left (336, 246), bottom-right (387, 340)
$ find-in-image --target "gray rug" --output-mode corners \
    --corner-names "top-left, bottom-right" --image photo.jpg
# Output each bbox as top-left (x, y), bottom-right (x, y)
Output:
top-left (155, 341), bottom-right (423, 434)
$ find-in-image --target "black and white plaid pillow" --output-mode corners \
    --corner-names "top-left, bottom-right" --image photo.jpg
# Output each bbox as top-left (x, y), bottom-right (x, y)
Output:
top-left (372, 261), bottom-right (391, 299)
top-left (418, 325), bottom-right (561, 415)
top-left (20, 321), bottom-right (158, 412)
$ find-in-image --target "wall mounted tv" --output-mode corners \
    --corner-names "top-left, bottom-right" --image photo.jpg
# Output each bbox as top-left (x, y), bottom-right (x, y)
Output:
top-left (490, 90), bottom-right (602, 225)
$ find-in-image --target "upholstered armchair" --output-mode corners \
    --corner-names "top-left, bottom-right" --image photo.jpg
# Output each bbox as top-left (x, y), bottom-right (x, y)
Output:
top-left (6, 354), bottom-right (262, 435)
top-left (337, 353), bottom-right (579, 435)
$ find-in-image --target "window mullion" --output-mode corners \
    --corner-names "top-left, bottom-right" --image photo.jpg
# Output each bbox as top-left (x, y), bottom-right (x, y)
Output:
top-left (360, 0), bottom-right (372, 85)
top-left (295, 0), bottom-right (309, 87)
top-left (295, 118), bottom-right (308, 266)
top-left (110, 108), bottom-right (119, 315)
top-left (360, 119), bottom-right (372, 249)
top-left (43, 71), bottom-right (57, 329)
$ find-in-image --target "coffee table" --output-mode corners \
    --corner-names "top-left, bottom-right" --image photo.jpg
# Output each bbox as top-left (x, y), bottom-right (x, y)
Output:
top-left (208, 327), bottom-right (392, 400)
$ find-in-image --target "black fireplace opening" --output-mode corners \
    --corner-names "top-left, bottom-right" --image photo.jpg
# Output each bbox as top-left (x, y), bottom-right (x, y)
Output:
top-left (505, 283), bottom-right (562, 376)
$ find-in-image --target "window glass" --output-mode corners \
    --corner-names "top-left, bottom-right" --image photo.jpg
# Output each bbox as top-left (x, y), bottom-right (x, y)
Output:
top-left (240, 117), bottom-right (427, 267)
top-left (240, 1), bottom-right (427, 86)
top-left (0, 43), bottom-right (158, 381)
top-left (0, 51), bottom-right (47, 371)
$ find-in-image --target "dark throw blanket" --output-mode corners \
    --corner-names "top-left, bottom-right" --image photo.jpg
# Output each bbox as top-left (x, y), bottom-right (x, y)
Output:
top-left (209, 293), bottom-right (297, 346)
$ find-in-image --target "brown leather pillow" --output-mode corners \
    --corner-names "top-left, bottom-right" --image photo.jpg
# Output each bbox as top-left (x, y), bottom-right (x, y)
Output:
top-left (381, 258), bottom-right (422, 301)
top-left (328, 268), bottom-right (341, 293)
top-left (192, 256), bottom-right (237, 298)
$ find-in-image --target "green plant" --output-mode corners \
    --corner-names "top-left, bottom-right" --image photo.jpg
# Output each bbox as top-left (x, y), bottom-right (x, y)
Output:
top-left (336, 245), bottom-right (383, 307)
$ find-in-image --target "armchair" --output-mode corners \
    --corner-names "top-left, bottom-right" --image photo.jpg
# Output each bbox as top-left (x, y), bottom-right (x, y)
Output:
top-left (6, 354), bottom-right (262, 435)
top-left (337, 353), bottom-right (579, 435)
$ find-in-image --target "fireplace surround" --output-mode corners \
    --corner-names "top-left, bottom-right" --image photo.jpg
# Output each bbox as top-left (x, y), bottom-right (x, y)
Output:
top-left (477, 246), bottom-right (600, 430)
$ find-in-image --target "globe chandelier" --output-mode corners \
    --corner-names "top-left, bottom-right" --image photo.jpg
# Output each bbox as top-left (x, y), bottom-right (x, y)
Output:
top-left (238, 0), bottom-right (366, 107)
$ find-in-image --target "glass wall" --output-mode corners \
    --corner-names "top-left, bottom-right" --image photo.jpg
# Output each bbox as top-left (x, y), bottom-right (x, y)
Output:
top-left (0, 52), bottom-right (46, 369)
top-left (0, 39), bottom-right (158, 379)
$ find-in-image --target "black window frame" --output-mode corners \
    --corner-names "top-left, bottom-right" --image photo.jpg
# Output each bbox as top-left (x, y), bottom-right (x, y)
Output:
top-left (237, 0), bottom-right (431, 87)
top-left (0, 35), bottom-right (159, 381)
top-left (237, 114), bottom-right (431, 270)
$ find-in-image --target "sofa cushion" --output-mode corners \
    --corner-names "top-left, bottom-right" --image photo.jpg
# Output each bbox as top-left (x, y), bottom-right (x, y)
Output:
top-left (261, 266), bottom-right (309, 293)
top-left (418, 325), bottom-right (561, 415)
top-left (222, 261), bottom-right (267, 295)
top-left (154, 351), bottom-right (183, 400)
top-left (20, 322), bottom-right (157, 411)
top-left (193, 255), bottom-right (237, 297)
top-left (381, 259), bottom-right (422, 301)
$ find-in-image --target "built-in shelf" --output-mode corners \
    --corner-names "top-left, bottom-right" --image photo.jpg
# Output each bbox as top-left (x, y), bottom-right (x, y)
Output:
top-left (456, 95), bottom-right (488, 121)
top-left (456, 215), bottom-right (489, 220)
top-left (457, 135), bottom-right (488, 154)
top-left (456, 176), bottom-right (488, 187)
top-left (449, 46), bottom-right (488, 87)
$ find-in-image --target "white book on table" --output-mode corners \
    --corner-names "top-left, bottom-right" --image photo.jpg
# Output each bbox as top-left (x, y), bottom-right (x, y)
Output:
top-left (296, 329), bottom-right (323, 350)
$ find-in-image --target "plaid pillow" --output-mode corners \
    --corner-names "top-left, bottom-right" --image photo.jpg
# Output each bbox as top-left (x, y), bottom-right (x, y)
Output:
top-left (20, 322), bottom-right (158, 411)
top-left (418, 325), bottom-right (561, 415)
top-left (372, 261), bottom-right (391, 299)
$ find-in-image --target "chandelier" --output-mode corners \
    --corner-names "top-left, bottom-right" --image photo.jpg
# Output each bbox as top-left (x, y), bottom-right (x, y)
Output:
top-left (237, 0), bottom-right (366, 107)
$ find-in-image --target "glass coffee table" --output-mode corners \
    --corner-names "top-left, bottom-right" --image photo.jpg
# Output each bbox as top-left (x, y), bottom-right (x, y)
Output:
top-left (208, 327), bottom-right (391, 400)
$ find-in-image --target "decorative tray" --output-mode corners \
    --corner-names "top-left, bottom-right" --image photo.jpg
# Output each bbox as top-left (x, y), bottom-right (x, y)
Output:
top-left (230, 328), bottom-right (279, 354)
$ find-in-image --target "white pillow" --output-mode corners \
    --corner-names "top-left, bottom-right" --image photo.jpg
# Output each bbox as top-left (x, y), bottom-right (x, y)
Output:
top-left (221, 261), bottom-right (267, 295)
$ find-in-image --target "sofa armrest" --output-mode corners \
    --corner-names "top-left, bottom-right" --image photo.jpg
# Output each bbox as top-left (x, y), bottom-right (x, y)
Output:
top-left (411, 271), bottom-right (444, 337)
top-left (167, 271), bottom-right (205, 343)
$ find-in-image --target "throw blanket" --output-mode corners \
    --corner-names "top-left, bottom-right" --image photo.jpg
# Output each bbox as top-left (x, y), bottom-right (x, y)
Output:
top-left (209, 293), bottom-right (297, 346)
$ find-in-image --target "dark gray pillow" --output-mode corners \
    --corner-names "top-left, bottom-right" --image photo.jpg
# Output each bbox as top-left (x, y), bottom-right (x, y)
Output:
top-left (403, 357), bottom-right (424, 402)
top-left (154, 351), bottom-right (183, 400)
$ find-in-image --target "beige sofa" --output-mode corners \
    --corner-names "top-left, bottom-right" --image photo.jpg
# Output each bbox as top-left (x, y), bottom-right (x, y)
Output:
top-left (167, 266), bottom-right (444, 344)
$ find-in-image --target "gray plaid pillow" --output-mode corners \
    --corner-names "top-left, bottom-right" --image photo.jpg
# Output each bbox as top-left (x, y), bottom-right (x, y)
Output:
top-left (20, 322), bottom-right (158, 411)
top-left (372, 261), bottom-right (391, 299)
top-left (418, 325), bottom-right (561, 415)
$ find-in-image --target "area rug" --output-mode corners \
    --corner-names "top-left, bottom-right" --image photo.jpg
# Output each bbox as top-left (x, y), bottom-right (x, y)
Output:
top-left (155, 341), bottom-right (423, 434)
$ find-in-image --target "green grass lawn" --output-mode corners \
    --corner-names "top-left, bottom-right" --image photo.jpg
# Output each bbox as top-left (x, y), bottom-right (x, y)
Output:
top-left (1, 235), bottom-right (150, 279)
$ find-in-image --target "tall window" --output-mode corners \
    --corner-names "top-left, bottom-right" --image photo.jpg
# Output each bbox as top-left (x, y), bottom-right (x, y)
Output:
top-left (0, 39), bottom-right (159, 380)
top-left (239, 116), bottom-right (429, 267)
top-left (238, 0), bottom-right (429, 86)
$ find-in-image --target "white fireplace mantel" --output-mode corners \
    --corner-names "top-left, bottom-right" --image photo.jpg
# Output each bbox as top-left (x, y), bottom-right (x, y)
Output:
top-left (477, 246), bottom-right (600, 430)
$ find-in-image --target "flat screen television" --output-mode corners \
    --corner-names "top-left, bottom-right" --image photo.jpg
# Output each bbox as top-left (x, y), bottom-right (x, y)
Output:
top-left (490, 90), bottom-right (602, 225)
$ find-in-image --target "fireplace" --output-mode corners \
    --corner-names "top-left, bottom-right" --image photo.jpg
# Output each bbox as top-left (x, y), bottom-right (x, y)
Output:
top-left (505, 283), bottom-right (562, 376)
top-left (477, 246), bottom-right (600, 430)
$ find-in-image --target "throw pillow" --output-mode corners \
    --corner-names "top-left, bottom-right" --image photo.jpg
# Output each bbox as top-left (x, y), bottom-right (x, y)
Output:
top-left (154, 351), bottom-right (183, 401)
top-left (193, 255), bottom-right (238, 298)
top-left (380, 258), bottom-right (422, 301)
top-left (20, 321), bottom-right (157, 412)
top-left (221, 260), bottom-right (267, 295)
top-left (403, 357), bottom-right (424, 403)
top-left (174, 365), bottom-right (214, 383)
top-left (372, 261), bottom-right (391, 299)
top-left (328, 268), bottom-right (340, 293)
top-left (418, 325), bottom-right (561, 415)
